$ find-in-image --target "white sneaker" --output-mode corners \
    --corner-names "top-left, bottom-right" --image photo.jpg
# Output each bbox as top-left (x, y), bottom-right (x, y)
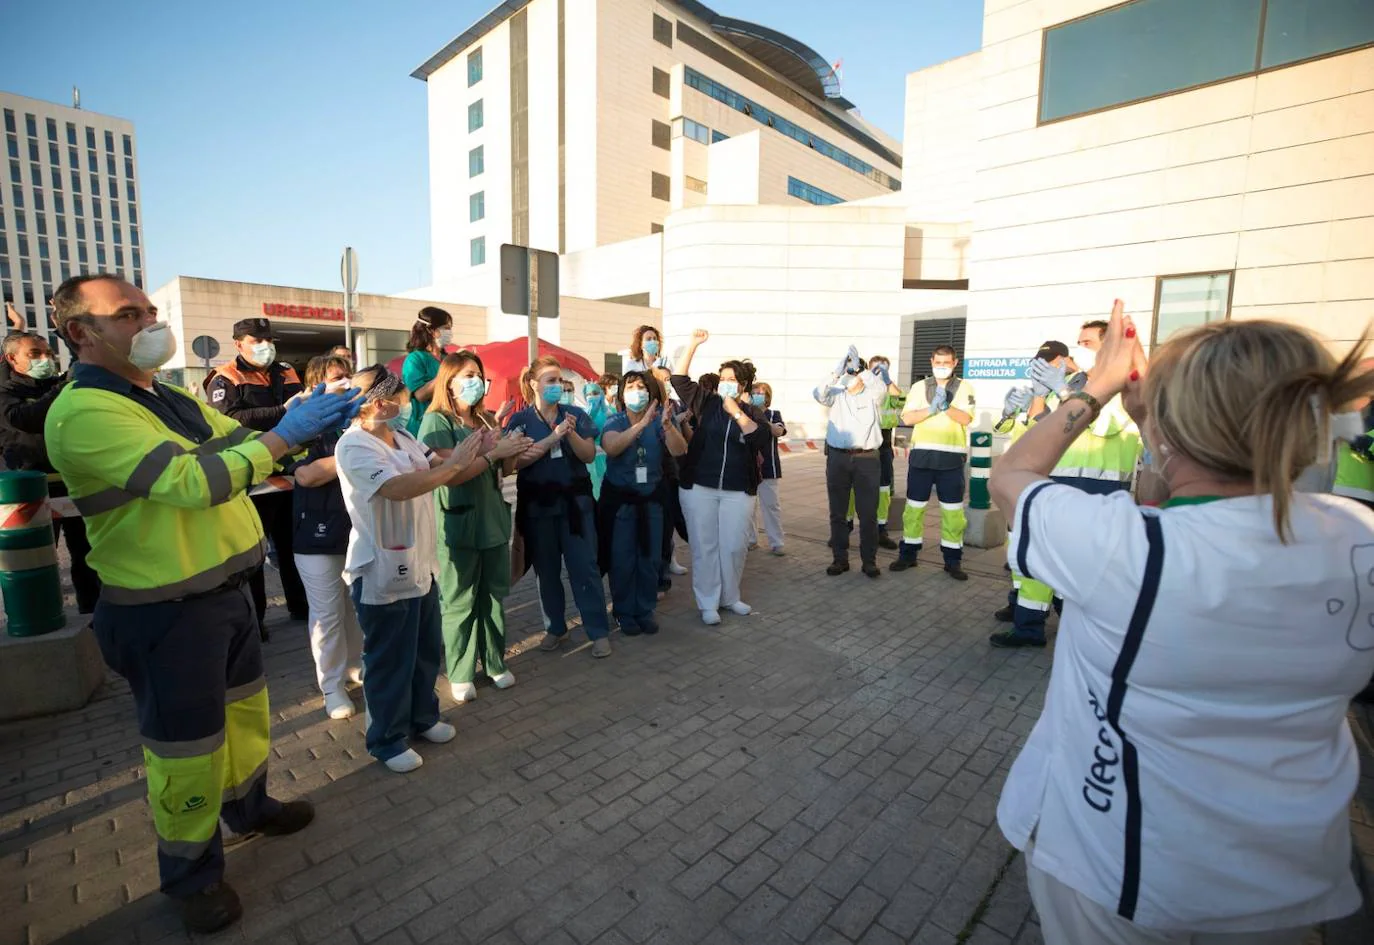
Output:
top-left (384, 748), bottom-right (424, 773)
top-left (324, 690), bottom-right (355, 720)
top-left (727, 601), bottom-right (752, 616)
top-left (450, 681), bottom-right (477, 703)
top-left (669, 558), bottom-right (689, 575)
top-left (418, 720), bottom-right (456, 744)
top-left (490, 670), bottom-right (516, 689)
top-left (701, 609), bottom-right (721, 626)
top-left (347, 666), bottom-right (364, 685)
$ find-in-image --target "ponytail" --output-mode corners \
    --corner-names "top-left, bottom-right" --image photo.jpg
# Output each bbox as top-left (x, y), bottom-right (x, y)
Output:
top-left (1250, 370), bottom-right (1331, 542)
top-left (521, 355), bottom-right (562, 406)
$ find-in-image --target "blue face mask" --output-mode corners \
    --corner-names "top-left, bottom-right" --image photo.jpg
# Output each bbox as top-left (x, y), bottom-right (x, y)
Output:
top-left (750, 393), bottom-right (766, 407)
top-left (558, 392), bottom-right (574, 406)
top-left (586, 393), bottom-right (604, 411)
top-left (456, 376), bottom-right (485, 406)
top-left (644, 339), bottom-right (660, 357)
top-left (541, 383), bottom-right (563, 404)
top-left (624, 390), bottom-right (650, 412)
top-left (718, 381), bottom-right (739, 400)
top-left (384, 402), bottom-right (412, 432)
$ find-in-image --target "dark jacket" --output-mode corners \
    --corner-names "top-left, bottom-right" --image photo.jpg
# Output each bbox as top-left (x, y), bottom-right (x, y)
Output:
top-left (290, 430), bottom-right (350, 556)
top-left (0, 372), bottom-right (67, 477)
top-left (205, 356), bottom-right (303, 431)
top-left (670, 374), bottom-right (772, 495)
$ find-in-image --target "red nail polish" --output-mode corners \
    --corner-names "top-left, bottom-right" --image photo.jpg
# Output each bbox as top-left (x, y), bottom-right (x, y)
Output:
top-left (1125, 327), bottom-right (1136, 338)
top-left (1129, 370), bottom-right (1140, 382)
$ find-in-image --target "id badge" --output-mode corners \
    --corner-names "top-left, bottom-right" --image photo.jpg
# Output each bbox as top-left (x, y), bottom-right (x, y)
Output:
top-left (635, 465), bottom-right (648, 485)
top-left (551, 443), bottom-right (563, 460)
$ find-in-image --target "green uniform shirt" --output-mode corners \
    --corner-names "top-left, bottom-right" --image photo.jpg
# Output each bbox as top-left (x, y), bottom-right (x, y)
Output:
top-left (419, 411), bottom-right (511, 550)
top-left (1335, 434), bottom-right (1374, 504)
top-left (879, 393), bottom-right (904, 430)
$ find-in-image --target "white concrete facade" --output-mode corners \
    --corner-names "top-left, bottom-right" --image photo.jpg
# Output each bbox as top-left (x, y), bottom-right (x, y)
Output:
top-left (0, 92), bottom-right (144, 346)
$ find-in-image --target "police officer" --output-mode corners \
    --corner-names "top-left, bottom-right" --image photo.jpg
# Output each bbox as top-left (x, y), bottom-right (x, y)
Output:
top-left (815, 345), bottom-right (886, 578)
top-left (0, 331), bottom-right (102, 610)
top-left (890, 345), bottom-right (975, 580)
top-left (206, 317), bottom-right (308, 632)
top-left (44, 274), bottom-right (361, 932)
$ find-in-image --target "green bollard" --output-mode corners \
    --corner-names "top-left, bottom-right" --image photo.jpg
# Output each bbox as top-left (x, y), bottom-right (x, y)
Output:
top-left (0, 470), bottom-right (67, 637)
top-left (969, 431), bottom-right (993, 510)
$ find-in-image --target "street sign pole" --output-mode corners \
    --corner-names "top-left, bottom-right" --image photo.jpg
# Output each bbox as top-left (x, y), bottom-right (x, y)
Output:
top-left (527, 248), bottom-right (539, 364)
top-left (341, 247), bottom-right (359, 349)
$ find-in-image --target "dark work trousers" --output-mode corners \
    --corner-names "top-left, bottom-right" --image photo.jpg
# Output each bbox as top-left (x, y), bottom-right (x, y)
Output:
top-left (350, 581), bottom-right (443, 763)
top-left (826, 447), bottom-right (880, 566)
top-left (248, 491), bottom-right (308, 626)
top-left (878, 427), bottom-right (895, 527)
top-left (93, 582), bottom-right (279, 897)
top-left (53, 516), bottom-right (101, 613)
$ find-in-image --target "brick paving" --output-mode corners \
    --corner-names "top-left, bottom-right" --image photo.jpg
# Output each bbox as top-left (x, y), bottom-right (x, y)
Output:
top-left (0, 452), bottom-right (1369, 945)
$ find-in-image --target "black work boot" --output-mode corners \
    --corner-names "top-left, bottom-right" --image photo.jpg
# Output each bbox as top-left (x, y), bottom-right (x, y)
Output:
top-left (179, 881), bottom-right (243, 934)
top-left (257, 799), bottom-right (315, 837)
top-left (826, 559), bottom-right (850, 576)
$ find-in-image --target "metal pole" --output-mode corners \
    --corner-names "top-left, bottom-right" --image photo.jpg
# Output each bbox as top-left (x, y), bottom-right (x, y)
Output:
top-left (527, 248), bottom-right (539, 364)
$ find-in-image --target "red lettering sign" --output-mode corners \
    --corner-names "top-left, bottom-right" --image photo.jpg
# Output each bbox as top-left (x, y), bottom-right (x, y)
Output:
top-left (260, 302), bottom-right (347, 322)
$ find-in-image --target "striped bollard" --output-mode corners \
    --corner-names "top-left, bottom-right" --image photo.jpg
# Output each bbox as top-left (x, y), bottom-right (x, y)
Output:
top-left (964, 430), bottom-right (1006, 549)
top-left (0, 471), bottom-right (68, 637)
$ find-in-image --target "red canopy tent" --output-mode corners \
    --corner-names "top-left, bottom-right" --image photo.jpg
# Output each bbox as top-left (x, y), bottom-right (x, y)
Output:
top-left (385, 337), bottom-right (599, 410)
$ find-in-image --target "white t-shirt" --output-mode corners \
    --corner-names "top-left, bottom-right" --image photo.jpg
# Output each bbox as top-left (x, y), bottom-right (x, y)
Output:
top-left (622, 351), bottom-right (674, 374)
top-left (997, 484), bottom-right (1374, 932)
top-left (335, 426), bottom-right (438, 605)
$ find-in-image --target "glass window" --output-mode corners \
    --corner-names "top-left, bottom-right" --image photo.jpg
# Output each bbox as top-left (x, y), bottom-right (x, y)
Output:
top-left (124, 157), bottom-right (134, 179)
top-left (73, 195), bottom-right (83, 216)
top-left (38, 237), bottom-right (49, 259)
top-left (40, 261), bottom-right (51, 283)
top-left (132, 248), bottom-right (141, 270)
top-left (93, 199), bottom-right (102, 220)
top-left (17, 235), bottom-right (28, 256)
top-left (78, 243), bottom-right (87, 264)
top-left (122, 134), bottom-right (132, 157)
top-left (1153, 271), bottom-right (1232, 344)
top-left (0, 258), bottom-right (7, 281)
top-left (113, 223), bottom-right (122, 245)
top-left (21, 259), bottom-right (31, 281)
top-left (711, 129), bottom-right (729, 144)
top-left (70, 170), bottom-right (81, 193)
top-left (96, 245), bottom-right (106, 266)
top-left (9, 159), bottom-right (20, 183)
top-left (29, 162), bottom-right (39, 185)
top-left (104, 130), bottom-right (114, 153)
top-left (108, 177), bottom-right (118, 199)
top-left (56, 216), bottom-right (66, 237)
top-left (653, 13), bottom-right (672, 47)
top-left (14, 211), bottom-right (24, 234)
top-left (3, 110), bottom-right (14, 133)
top-left (111, 201), bottom-right (120, 221)
top-left (468, 47), bottom-right (483, 86)
top-left (114, 247), bottom-right (124, 268)
top-left (48, 143), bottom-right (59, 165)
top-left (1262, 0), bottom-right (1374, 68)
top-left (76, 220), bottom-right (86, 241)
top-left (651, 171), bottom-right (670, 201)
top-left (11, 185), bottom-right (22, 207)
top-left (125, 181), bottom-right (135, 201)
top-left (35, 214), bottom-right (46, 236)
top-left (681, 118), bottom-right (710, 145)
top-left (90, 176), bottom-right (100, 197)
top-left (0, 233), bottom-right (6, 254)
top-left (65, 122), bottom-right (76, 145)
top-left (788, 176), bottom-right (843, 206)
top-left (128, 205), bottom-right (137, 224)
top-left (470, 235), bottom-right (486, 266)
top-left (469, 145), bottom-right (484, 177)
top-left (45, 118), bottom-right (56, 141)
top-left (87, 150), bottom-right (97, 172)
top-left (50, 167), bottom-right (61, 191)
top-left (468, 99), bottom-right (484, 132)
top-left (25, 114), bottom-right (36, 137)
top-left (68, 146), bottom-right (77, 166)
top-left (95, 221), bottom-right (104, 243)
top-left (27, 139), bottom-right (39, 162)
top-left (652, 67), bottom-right (670, 98)
top-left (58, 240), bottom-right (68, 261)
top-left (133, 272), bottom-right (142, 289)
top-left (130, 226), bottom-right (139, 247)
top-left (106, 153), bottom-right (116, 175)
top-left (469, 191), bottom-right (485, 222)
top-left (1039, 0), bottom-right (1263, 123)
top-left (652, 120), bottom-right (671, 150)
top-left (32, 190), bottom-right (43, 212)
top-left (5, 136), bottom-right (15, 159)
top-left (85, 127), bottom-right (95, 149)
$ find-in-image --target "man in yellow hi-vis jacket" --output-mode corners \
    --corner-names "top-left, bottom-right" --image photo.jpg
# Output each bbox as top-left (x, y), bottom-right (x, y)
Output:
top-left (44, 274), bottom-right (361, 934)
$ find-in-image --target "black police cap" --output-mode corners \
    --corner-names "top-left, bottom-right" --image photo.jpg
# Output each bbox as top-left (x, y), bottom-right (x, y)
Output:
top-left (233, 317), bottom-right (273, 340)
top-left (1035, 340), bottom-right (1069, 361)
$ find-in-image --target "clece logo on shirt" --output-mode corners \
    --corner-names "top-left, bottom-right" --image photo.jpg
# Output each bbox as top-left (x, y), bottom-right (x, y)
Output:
top-left (370, 470), bottom-right (383, 480)
top-left (1327, 542), bottom-right (1374, 652)
top-left (1081, 686), bottom-right (1120, 813)
top-left (396, 564), bottom-right (408, 577)
top-left (211, 388), bottom-right (226, 403)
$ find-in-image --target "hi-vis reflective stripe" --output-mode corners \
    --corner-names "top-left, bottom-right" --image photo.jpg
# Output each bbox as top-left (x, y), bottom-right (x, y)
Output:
top-left (143, 730), bottom-right (226, 760)
top-left (51, 475), bottom-right (294, 520)
top-left (99, 541), bottom-right (266, 604)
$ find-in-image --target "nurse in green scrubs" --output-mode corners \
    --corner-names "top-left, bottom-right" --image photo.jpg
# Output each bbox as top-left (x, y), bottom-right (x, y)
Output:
top-left (419, 352), bottom-right (531, 703)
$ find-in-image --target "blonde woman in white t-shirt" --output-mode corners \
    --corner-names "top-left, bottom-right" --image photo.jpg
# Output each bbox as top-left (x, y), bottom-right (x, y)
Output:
top-left (989, 302), bottom-right (1374, 944)
top-left (335, 365), bottom-right (523, 774)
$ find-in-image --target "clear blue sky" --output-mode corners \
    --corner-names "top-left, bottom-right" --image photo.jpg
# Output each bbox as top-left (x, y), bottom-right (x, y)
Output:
top-left (1, 0), bottom-right (981, 295)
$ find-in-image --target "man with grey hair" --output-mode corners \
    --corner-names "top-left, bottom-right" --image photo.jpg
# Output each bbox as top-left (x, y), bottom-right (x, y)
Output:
top-left (0, 330), bottom-right (100, 610)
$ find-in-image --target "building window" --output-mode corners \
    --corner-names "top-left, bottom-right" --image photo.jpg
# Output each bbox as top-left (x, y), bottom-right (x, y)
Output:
top-left (685, 175), bottom-right (707, 195)
top-left (32, 190), bottom-right (43, 212)
top-left (103, 130), bottom-right (114, 152)
top-left (681, 117), bottom-right (711, 145)
top-left (38, 237), bottom-right (49, 259)
top-left (67, 146), bottom-right (77, 166)
top-left (106, 153), bottom-right (116, 175)
top-left (53, 193), bottom-right (63, 215)
top-left (468, 99), bottom-right (484, 132)
top-left (111, 201), bottom-right (120, 221)
top-left (470, 191), bottom-right (485, 222)
top-left (87, 150), bottom-right (97, 172)
top-left (470, 235), bottom-right (486, 266)
top-left (109, 177), bottom-right (118, 199)
top-left (25, 114), bottom-right (36, 137)
top-left (652, 67), bottom-right (670, 98)
top-left (469, 145), bottom-right (484, 177)
top-left (56, 217), bottom-right (66, 238)
top-left (76, 220), bottom-right (86, 241)
top-left (58, 240), bottom-right (68, 261)
top-left (50, 167), bottom-right (61, 191)
top-left (683, 68), bottom-right (901, 190)
top-left (3, 110), bottom-right (14, 133)
top-left (711, 129), bottom-right (729, 144)
top-left (122, 134), bottom-right (132, 157)
top-left (1262, 0), bottom-right (1374, 68)
top-left (653, 13), bottom-right (673, 47)
top-left (651, 120), bottom-right (671, 150)
top-left (5, 136), bottom-right (14, 159)
top-left (96, 245), bottom-right (106, 266)
top-left (126, 181), bottom-right (135, 201)
top-left (468, 47), bottom-right (483, 86)
top-left (94, 221), bottom-right (105, 243)
top-left (651, 223), bottom-right (664, 234)
top-left (73, 195), bottom-right (83, 216)
top-left (85, 127), bottom-right (95, 149)
top-left (14, 211), bottom-right (24, 233)
top-left (114, 247), bottom-right (124, 268)
top-left (90, 175), bottom-right (99, 197)
top-left (10, 184), bottom-right (21, 207)
top-left (93, 199), bottom-right (102, 220)
top-left (124, 157), bottom-right (134, 179)
top-left (130, 226), bottom-right (139, 247)
top-left (788, 176), bottom-right (843, 206)
top-left (34, 214), bottom-right (46, 236)
top-left (1152, 271), bottom-right (1232, 344)
top-left (70, 170), bottom-right (80, 193)
top-left (45, 117), bottom-right (56, 141)
top-left (128, 205), bottom-right (137, 224)
top-left (113, 223), bottom-right (122, 245)
top-left (132, 248), bottom-right (141, 270)
top-left (47, 143), bottom-right (58, 165)
top-left (27, 139), bottom-right (38, 162)
top-left (78, 244), bottom-right (87, 264)
top-left (650, 171), bottom-right (670, 201)
top-left (9, 159), bottom-right (19, 183)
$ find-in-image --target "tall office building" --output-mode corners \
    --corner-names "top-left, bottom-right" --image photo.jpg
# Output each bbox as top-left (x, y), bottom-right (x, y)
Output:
top-left (413, 0), bottom-right (902, 295)
top-left (0, 91), bottom-right (144, 348)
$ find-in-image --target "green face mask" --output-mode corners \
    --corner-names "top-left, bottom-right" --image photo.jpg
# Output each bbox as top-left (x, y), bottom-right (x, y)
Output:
top-left (24, 357), bottom-right (56, 380)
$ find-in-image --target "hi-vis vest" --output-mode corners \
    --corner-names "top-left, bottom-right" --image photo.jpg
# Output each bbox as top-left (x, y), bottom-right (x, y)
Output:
top-left (1334, 434), bottom-right (1374, 504)
top-left (906, 376), bottom-right (972, 453)
top-left (993, 376), bottom-right (1139, 480)
top-left (46, 373), bottom-right (274, 604)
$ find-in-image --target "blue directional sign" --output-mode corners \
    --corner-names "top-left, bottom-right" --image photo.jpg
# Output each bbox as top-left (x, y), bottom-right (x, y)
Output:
top-left (963, 357), bottom-right (1032, 380)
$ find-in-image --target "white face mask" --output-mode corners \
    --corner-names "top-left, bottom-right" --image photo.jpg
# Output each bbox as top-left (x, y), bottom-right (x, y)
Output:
top-left (127, 322), bottom-right (178, 372)
top-left (1071, 345), bottom-right (1096, 373)
top-left (249, 341), bottom-right (276, 366)
top-left (932, 365), bottom-right (953, 380)
top-left (437, 329), bottom-right (452, 348)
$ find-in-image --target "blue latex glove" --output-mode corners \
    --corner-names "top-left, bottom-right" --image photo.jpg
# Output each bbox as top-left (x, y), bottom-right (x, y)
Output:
top-left (1028, 358), bottom-right (1067, 397)
top-left (271, 384), bottom-right (364, 448)
top-left (876, 365), bottom-right (892, 387)
top-left (929, 387), bottom-right (949, 413)
top-left (1002, 386), bottom-right (1032, 417)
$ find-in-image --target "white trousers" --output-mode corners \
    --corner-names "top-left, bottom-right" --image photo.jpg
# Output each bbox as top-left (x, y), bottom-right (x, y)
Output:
top-left (294, 553), bottom-right (364, 695)
top-left (754, 479), bottom-right (784, 550)
top-left (1026, 852), bottom-right (1308, 945)
top-left (682, 485), bottom-right (753, 611)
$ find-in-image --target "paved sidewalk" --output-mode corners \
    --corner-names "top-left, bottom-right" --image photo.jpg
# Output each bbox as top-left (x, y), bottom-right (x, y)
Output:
top-left (0, 454), bottom-right (1369, 945)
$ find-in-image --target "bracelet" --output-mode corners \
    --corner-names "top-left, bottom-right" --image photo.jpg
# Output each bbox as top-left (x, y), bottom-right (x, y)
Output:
top-left (1062, 391), bottom-right (1102, 423)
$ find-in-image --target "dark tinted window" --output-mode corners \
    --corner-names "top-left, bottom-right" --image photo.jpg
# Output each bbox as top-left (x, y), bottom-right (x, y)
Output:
top-left (652, 67), bottom-right (670, 98)
top-left (1039, 0), bottom-right (1263, 123)
top-left (85, 127), bottom-right (95, 149)
top-left (650, 172), bottom-right (669, 201)
top-left (652, 14), bottom-right (672, 47)
top-left (651, 120), bottom-right (671, 150)
top-left (45, 118), bottom-right (56, 141)
top-left (1262, 0), bottom-right (1374, 68)
top-left (25, 114), bottom-right (36, 137)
